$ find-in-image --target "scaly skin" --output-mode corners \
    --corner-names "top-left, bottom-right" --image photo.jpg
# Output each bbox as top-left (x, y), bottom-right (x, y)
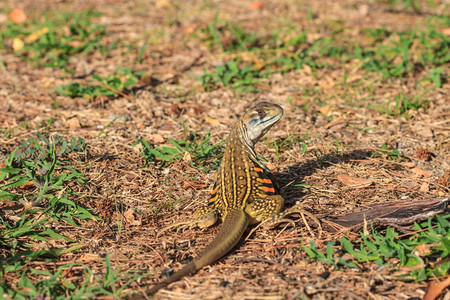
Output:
top-left (132, 102), bottom-right (291, 298)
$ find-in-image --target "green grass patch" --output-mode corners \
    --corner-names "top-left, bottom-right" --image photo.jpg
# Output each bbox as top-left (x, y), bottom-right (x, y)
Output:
top-left (197, 15), bottom-right (448, 92)
top-left (369, 91), bottom-right (431, 119)
top-left (135, 133), bottom-right (225, 172)
top-left (0, 10), bottom-right (106, 69)
top-left (0, 254), bottom-right (145, 299)
top-left (356, 27), bottom-right (449, 79)
top-left (371, 144), bottom-right (405, 161)
top-left (55, 67), bottom-right (144, 100)
top-left (0, 133), bottom-right (98, 275)
top-left (200, 59), bottom-right (265, 92)
top-left (303, 214), bottom-right (450, 281)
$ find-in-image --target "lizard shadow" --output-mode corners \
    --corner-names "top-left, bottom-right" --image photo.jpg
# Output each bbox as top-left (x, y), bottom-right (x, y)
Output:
top-left (272, 149), bottom-right (374, 210)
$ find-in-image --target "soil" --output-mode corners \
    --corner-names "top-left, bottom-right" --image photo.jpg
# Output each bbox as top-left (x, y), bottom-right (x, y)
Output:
top-left (0, 0), bottom-right (449, 299)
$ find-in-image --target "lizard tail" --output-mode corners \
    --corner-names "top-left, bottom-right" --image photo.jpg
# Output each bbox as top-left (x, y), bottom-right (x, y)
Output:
top-left (143, 209), bottom-right (249, 297)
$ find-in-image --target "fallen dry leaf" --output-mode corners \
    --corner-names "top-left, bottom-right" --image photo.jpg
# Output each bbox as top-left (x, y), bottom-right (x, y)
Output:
top-left (12, 38), bottom-right (24, 52)
top-left (9, 8), bottom-right (26, 24)
top-left (18, 181), bottom-right (34, 189)
top-left (155, 0), bottom-right (173, 8)
top-left (318, 105), bottom-right (333, 116)
top-left (249, 1), bottom-right (265, 10)
top-left (266, 162), bottom-right (277, 171)
top-left (413, 243), bottom-right (435, 256)
top-left (183, 151), bottom-right (192, 163)
top-left (0, 13), bottom-right (7, 23)
top-left (183, 181), bottom-right (208, 190)
top-left (67, 118), bottom-right (81, 129)
top-left (417, 126), bottom-right (434, 137)
top-left (337, 175), bottom-right (373, 188)
top-left (184, 24), bottom-right (197, 34)
top-left (79, 253), bottom-right (101, 262)
top-left (205, 115), bottom-right (219, 125)
top-left (123, 208), bottom-right (135, 224)
top-left (402, 162), bottom-right (416, 168)
top-left (442, 27), bottom-right (450, 36)
top-left (25, 27), bottom-right (49, 43)
top-left (170, 103), bottom-right (181, 116)
top-left (42, 80), bottom-right (51, 88)
top-left (148, 134), bottom-right (165, 144)
top-left (410, 167), bottom-right (431, 178)
top-left (423, 276), bottom-right (450, 300)
top-left (419, 182), bottom-right (429, 192)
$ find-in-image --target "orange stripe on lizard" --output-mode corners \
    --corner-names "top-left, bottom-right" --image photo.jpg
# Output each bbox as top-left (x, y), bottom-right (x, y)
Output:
top-left (253, 167), bottom-right (263, 172)
top-left (208, 195), bottom-right (218, 203)
top-left (257, 178), bottom-right (272, 184)
top-left (260, 186), bottom-right (276, 193)
top-left (210, 185), bottom-right (219, 195)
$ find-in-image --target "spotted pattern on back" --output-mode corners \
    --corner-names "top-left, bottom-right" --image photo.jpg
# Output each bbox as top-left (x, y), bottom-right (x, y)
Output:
top-left (207, 128), bottom-right (279, 221)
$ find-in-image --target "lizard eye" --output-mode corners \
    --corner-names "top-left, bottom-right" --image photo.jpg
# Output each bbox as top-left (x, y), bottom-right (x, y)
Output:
top-left (256, 109), bottom-right (265, 117)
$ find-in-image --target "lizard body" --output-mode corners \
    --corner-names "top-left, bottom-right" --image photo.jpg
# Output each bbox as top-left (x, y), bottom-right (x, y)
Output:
top-left (134, 102), bottom-right (311, 297)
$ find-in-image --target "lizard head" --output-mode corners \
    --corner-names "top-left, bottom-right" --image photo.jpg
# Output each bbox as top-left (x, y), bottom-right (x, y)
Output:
top-left (240, 102), bottom-right (284, 146)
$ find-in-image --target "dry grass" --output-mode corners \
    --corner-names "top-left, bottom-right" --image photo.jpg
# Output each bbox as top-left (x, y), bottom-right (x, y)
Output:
top-left (0, 0), bottom-right (449, 299)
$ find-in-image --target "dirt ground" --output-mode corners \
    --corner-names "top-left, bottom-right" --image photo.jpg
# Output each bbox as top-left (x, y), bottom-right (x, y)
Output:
top-left (0, 0), bottom-right (449, 299)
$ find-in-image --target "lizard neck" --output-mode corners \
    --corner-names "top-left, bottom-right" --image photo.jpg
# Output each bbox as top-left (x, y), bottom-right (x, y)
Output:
top-left (227, 120), bottom-right (257, 160)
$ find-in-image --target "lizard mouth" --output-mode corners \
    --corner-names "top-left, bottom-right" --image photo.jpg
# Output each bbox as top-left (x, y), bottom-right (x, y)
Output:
top-left (261, 110), bottom-right (283, 124)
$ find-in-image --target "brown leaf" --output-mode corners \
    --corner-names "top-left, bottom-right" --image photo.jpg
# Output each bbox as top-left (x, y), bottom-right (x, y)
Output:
top-left (417, 126), bottom-right (434, 137)
top-left (318, 105), bottom-right (333, 116)
top-left (148, 134), bottom-right (164, 144)
top-left (170, 103), bottom-right (181, 117)
top-left (410, 167), bottom-right (431, 178)
top-left (413, 243), bottom-right (435, 256)
top-left (182, 151), bottom-right (192, 163)
top-left (25, 27), bottom-right (49, 43)
top-left (442, 27), bottom-right (450, 36)
top-left (123, 208), bottom-right (135, 224)
top-left (204, 115), bottom-right (219, 125)
top-left (19, 181), bottom-right (34, 189)
top-left (249, 1), bottom-right (265, 10)
top-left (337, 175), bottom-right (373, 188)
top-left (402, 162), bottom-right (416, 168)
top-left (423, 276), bottom-right (450, 300)
top-left (183, 181), bottom-right (208, 190)
top-left (79, 253), bottom-right (101, 262)
top-left (266, 162), bottom-right (277, 171)
top-left (184, 24), bottom-right (197, 34)
top-left (419, 182), bottom-right (429, 192)
top-left (12, 38), bottom-right (24, 52)
top-left (9, 8), bottom-right (26, 24)
top-left (67, 118), bottom-right (81, 130)
top-left (155, 0), bottom-right (173, 8)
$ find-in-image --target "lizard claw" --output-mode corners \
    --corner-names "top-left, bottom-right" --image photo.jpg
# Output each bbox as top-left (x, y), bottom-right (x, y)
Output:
top-left (156, 221), bottom-right (192, 238)
top-left (262, 203), bottom-right (322, 238)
